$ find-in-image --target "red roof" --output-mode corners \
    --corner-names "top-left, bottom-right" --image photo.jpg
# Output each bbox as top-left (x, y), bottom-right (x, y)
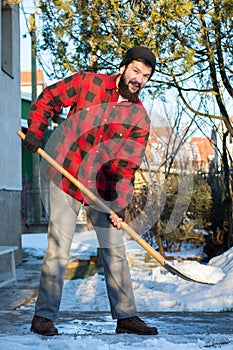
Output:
top-left (190, 137), bottom-right (214, 163)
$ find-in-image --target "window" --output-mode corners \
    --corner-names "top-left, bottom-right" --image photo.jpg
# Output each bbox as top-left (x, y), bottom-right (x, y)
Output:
top-left (1, 3), bottom-right (13, 77)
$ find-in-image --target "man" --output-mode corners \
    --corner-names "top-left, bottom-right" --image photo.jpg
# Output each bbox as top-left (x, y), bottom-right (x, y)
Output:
top-left (24, 46), bottom-right (158, 336)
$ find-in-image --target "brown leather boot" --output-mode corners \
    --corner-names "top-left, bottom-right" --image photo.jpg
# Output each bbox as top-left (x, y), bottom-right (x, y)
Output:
top-left (116, 316), bottom-right (158, 335)
top-left (30, 315), bottom-right (58, 336)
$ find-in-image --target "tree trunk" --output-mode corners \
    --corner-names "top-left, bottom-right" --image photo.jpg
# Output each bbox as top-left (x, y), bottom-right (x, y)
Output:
top-left (222, 133), bottom-right (233, 248)
top-left (155, 218), bottom-right (165, 257)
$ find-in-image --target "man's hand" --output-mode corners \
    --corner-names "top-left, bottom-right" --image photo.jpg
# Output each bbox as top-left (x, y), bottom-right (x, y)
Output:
top-left (109, 213), bottom-right (123, 229)
top-left (23, 131), bottom-right (41, 153)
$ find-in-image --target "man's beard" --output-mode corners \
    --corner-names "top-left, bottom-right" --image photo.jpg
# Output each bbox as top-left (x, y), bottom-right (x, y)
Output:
top-left (118, 72), bottom-right (141, 103)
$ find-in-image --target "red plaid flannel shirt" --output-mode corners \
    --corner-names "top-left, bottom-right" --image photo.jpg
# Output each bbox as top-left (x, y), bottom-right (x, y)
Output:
top-left (28, 71), bottom-right (150, 211)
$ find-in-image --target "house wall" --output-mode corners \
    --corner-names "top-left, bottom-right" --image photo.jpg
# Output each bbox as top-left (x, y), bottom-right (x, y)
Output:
top-left (0, 1), bottom-right (22, 272)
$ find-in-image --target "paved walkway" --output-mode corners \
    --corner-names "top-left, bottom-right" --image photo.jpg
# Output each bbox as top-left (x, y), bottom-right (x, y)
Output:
top-left (0, 259), bottom-right (41, 311)
top-left (0, 259), bottom-right (233, 349)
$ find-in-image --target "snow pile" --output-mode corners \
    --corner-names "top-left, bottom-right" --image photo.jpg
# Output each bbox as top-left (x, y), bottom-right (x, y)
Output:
top-left (170, 259), bottom-right (225, 284)
top-left (21, 232), bottom-right (233, 313)
top-left (57, 233), bottom-right (233, 313)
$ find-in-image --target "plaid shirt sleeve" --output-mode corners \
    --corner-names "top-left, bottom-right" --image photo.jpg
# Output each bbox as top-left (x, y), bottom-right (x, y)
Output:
top-left (118, 124), bottom-right (149, 210)
top-left (27, 72), bottom-right (118, 140)
top-left (96, 117), bottom-right (150, 212)
top-left (27, 73), bottom-right (83, 140)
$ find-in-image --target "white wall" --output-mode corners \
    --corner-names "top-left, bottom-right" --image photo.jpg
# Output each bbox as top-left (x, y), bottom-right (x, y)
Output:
top-left (0, 1), bottom-right (22, 269)
top-left (0, 1), bottom-right (21, 190)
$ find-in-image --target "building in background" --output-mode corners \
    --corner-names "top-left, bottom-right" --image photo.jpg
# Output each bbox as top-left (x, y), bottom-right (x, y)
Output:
top-left (146, 126), bottom-right (214, 173)
top-left (21, 69), bottom-right (44, 95)
top-left (189, 137), bottom-right (214, 172)
top-left (20, 70), bottom-right (45, 195)
top-left (20, 70), bottom-right (71, 230)
top-left (20, 69), bottom-right (50, 231)
top-left (0, 1), bottom-right (22, 271)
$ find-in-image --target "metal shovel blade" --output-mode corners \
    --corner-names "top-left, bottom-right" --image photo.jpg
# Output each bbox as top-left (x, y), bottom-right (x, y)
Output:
top-left (164, 262), bottom-right (215, 285)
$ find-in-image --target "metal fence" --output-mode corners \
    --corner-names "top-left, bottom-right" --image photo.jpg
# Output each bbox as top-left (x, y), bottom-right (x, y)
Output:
top-left (21, 181), bottom-right (87, 227)
top-left (21, 182), bottom-right (49, 225)
top-left (21, 168), bottom-right (232, 227)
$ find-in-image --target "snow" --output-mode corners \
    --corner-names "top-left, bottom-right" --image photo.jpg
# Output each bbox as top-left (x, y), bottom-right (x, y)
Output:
top-left (1, 335), bottom-right (225, 350)
top-left (1, 230), bottom-right (233, 349)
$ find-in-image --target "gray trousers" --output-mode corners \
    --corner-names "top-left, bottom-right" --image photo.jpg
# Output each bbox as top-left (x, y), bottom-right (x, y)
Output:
top-left (35, 182), bottom-right (137, 320)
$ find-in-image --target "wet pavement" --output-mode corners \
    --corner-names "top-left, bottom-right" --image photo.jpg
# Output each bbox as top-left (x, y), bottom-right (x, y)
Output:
top-left (0, 309), bottom-right (232, 348)
top-left (0, 259), bottom-right (233, 348)
top-left (0, 259), bottom-right (41, 310)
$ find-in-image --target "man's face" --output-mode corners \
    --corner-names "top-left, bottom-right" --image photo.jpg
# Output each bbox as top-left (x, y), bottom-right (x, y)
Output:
top-left (118, 60), bottom-right (152, 102)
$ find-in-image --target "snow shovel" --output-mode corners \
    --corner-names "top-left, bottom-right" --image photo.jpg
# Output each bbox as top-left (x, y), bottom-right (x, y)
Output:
top-left (17, 130), bottom-right (215, 285)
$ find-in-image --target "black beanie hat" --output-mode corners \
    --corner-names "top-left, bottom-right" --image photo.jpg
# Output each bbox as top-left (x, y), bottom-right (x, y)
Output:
top-left (120, 46), bottom-right (156, 77)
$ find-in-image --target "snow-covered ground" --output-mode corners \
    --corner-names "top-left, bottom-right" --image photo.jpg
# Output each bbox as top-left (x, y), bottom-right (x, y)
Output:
top-left (1, 230), bottom-right (233, 349)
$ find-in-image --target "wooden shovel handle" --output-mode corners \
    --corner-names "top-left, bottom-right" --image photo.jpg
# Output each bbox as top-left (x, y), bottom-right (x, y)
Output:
top-left (17, 130), bottom-right (165, 266)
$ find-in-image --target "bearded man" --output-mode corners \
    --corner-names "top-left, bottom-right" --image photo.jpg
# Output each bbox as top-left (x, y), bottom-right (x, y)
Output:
top-left (24, 46), bottom-right (158, 336)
